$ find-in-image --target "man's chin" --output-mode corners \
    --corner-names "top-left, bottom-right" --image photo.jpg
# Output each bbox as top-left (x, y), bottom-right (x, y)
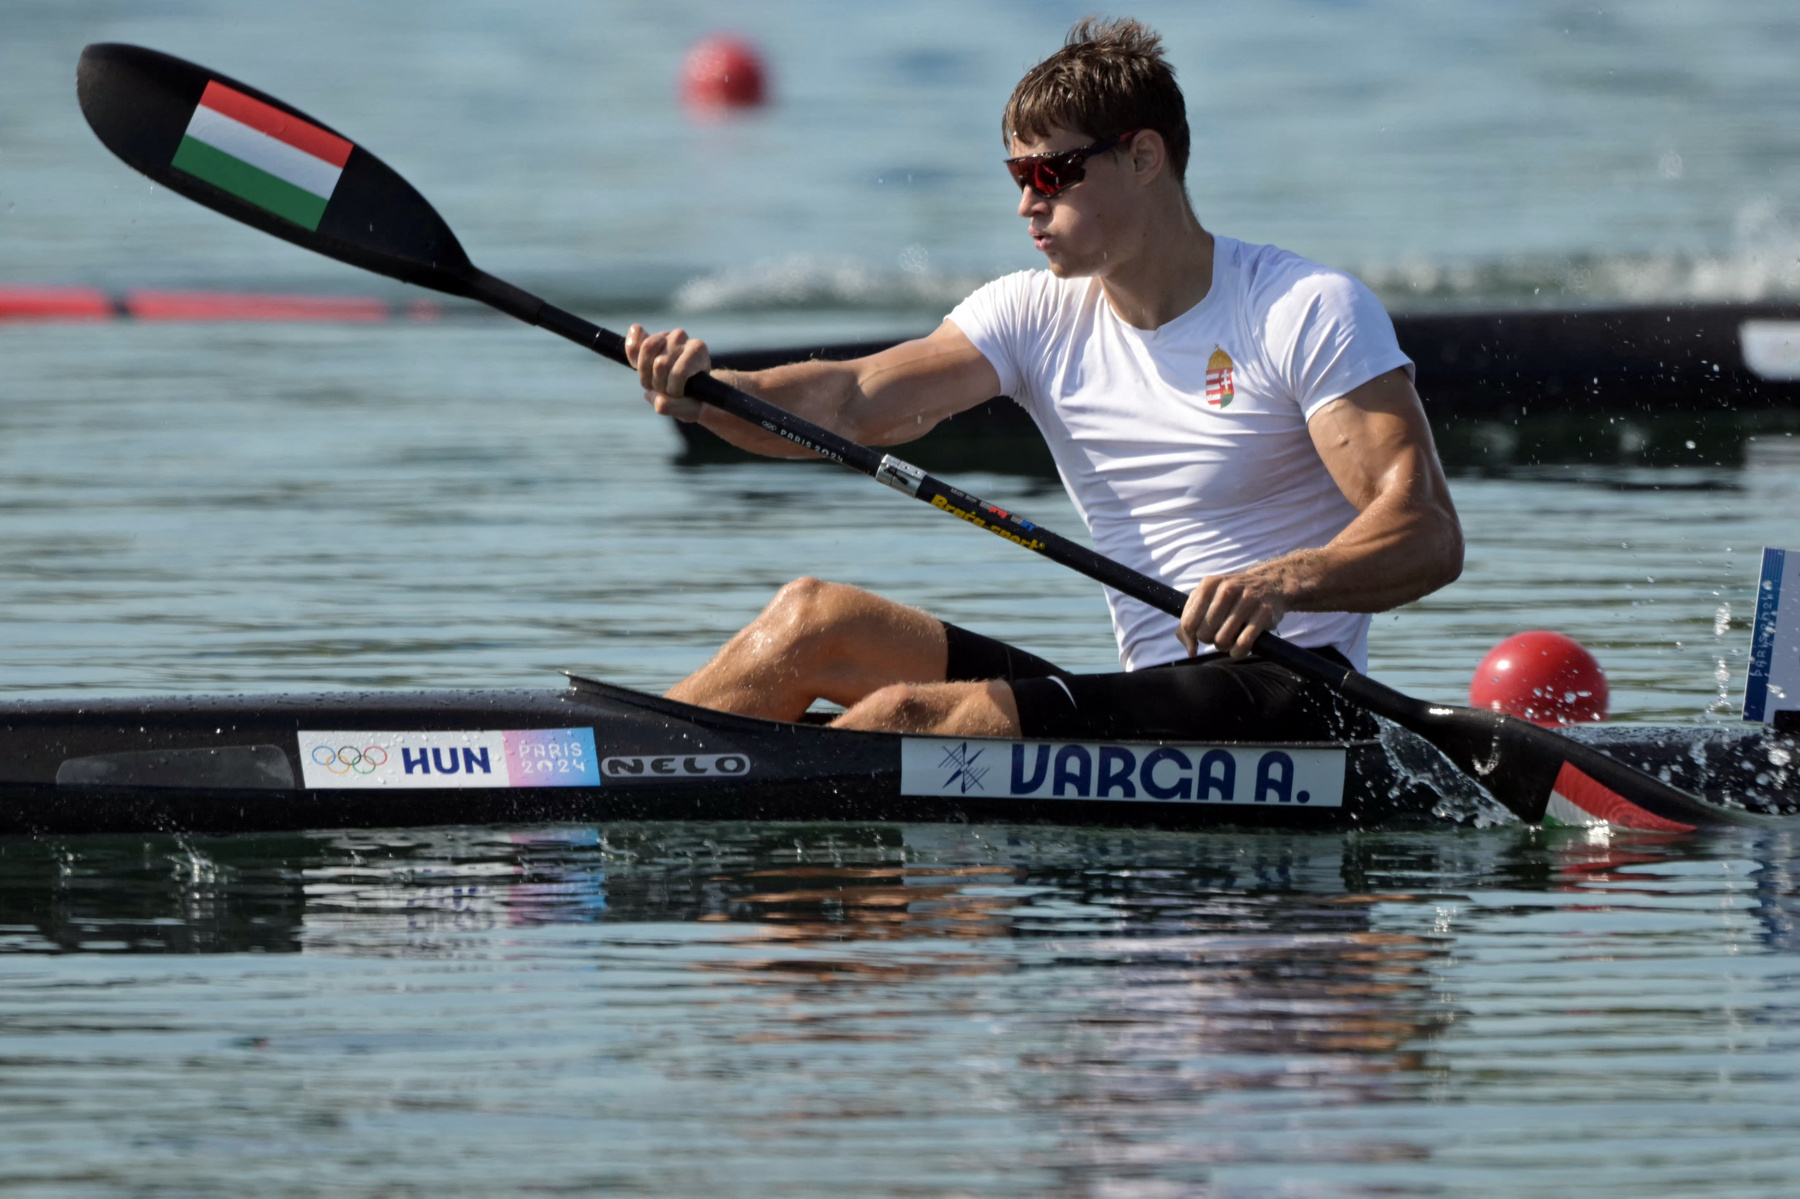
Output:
top-left (1037, 254), bottom-right (1094, 279)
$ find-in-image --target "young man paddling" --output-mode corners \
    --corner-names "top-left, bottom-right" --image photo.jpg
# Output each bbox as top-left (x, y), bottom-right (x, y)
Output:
top-left (625, 17), bottom-right (1463, 741)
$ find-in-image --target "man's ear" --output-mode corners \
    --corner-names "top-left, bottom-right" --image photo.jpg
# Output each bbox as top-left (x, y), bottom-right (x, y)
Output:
top-left (1131, 130), bottom-right (1167, 186)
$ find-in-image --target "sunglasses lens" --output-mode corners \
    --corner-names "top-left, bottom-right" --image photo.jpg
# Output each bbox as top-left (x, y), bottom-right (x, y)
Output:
top-left (1008, 131), bottom-right (1138, 198)
top-left (1008, 154), bottom-right (1078, 198)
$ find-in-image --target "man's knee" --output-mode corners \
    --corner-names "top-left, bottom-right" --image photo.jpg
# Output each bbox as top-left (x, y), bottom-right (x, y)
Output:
top-left (854, 682), bottom-right (938, 731)
top-left (763, 577), bottom-right (872, 630)
top-left (765, 575), bottom-right (832, 619)
top-left (834, 680), bottom-right (1019, 737)
top-left (752, 577), bottom-right (858, 651)
top-left (953, 679), bottom-right (1021, 737)
top-left (759, 577), bottom-right (932, 667)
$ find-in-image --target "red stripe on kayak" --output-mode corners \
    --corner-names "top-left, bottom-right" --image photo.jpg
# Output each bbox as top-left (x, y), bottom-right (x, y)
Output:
top-left (197, 81), bottom-right (353, 168)
top-left (125, 290), bottom-right (390, 322)
top-left (1551, 761), bottom-right (1696, 832)
top-left (0, 286), bottom-right (115, 322)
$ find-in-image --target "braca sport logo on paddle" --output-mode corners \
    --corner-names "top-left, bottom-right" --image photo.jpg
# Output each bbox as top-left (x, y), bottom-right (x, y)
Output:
top-left (170, 81), bottom-right (351, 231)
top-left (1204, 347), bottom-right (1235, 408)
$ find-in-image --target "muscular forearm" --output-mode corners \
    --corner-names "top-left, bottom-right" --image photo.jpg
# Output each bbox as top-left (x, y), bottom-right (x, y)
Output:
top-left (1180, 437), bottom-right (1464, 658)
top-left (693, 361), bottom-right (864, 459)
top-left (1260, 486), bottom-right (1464, 614)
top-left (631, 320), bottom-right (999, 460)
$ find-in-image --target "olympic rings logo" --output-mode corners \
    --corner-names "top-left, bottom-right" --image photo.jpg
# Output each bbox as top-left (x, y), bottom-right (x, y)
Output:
top-left (311, 744), bottom-right (390, 775)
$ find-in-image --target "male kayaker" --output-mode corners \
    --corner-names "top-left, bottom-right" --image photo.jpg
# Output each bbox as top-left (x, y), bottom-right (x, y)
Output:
top-left (624, 16), bottom-right (1463, 741)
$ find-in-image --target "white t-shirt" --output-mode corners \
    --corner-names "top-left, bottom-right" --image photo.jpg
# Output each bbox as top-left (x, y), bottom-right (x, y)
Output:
top-left (946, 234), bottom-right (1413, 672)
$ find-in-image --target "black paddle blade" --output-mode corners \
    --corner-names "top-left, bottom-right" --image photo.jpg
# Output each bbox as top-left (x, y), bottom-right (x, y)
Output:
top-left (77, 43), bottom-right (476, 295)
top-left (1345, 681), bottom-right (1778, 831)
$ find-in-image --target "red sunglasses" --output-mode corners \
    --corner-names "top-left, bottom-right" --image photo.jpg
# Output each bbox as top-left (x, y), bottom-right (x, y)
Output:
top-left (1004, 129), bottom-right (1142, 199)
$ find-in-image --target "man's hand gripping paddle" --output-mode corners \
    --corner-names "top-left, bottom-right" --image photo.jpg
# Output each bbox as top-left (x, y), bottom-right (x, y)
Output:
top-left (77, 42), bottom-right (1770, 832)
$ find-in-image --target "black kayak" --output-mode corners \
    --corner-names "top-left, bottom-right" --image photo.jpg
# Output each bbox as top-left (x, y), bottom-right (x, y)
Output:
top-left (0, 674), bottom-right (1794, 835)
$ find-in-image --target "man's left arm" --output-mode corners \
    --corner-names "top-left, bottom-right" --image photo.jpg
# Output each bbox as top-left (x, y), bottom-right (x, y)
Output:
top-left (1178, 366), bottom-right (1464, 657)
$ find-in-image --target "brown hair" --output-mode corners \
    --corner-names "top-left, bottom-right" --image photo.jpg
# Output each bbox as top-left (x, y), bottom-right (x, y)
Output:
top-left (1003, 17), bottom-right (1190, 182)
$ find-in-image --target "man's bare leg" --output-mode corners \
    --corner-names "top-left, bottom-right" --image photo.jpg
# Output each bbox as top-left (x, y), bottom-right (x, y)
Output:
top-left (830, 679), bottom-right (1022, 737)
top-left (665, 577), bottom-right (950, 721)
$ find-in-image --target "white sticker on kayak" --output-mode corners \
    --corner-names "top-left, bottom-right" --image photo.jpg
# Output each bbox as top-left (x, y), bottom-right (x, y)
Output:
top-left (900, 737), bottom-right (1345, 807)
top-left (1742, 320), bottom-right (1800, 381)
top-left (297, 728), bottom-right (598, 789)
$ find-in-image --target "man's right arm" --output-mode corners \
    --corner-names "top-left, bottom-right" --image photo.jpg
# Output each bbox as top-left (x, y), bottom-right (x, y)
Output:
top-left (624, 320), bottom-right (1003, 459)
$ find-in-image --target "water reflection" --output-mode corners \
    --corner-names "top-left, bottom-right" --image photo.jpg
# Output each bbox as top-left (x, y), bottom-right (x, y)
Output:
top-left (3, 825), bottom-right (1800, 1194)
top-left (0, 834), bottom-right (309, 954)
top-left (1542, 826), bottom-right (1800, 956)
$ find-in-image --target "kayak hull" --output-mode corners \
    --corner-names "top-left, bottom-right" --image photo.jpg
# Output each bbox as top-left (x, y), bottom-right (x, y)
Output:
top-left (0, 676), bottom-right (1435, 835)
top-left (0, 675), bottom-right (1789, 835)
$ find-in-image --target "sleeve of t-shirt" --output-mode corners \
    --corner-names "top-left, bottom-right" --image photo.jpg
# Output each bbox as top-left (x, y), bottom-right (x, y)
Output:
top-left (944, 271), bottom-right (1036, 406)
top-left (1258, 264), bottom-right (1415, 420)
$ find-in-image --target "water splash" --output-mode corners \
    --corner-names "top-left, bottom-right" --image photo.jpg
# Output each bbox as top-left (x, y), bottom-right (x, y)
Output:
top-left (1360, 200), bottom-right (1800, 309)
top-left (1374, 719), bottom-right (1518, 828)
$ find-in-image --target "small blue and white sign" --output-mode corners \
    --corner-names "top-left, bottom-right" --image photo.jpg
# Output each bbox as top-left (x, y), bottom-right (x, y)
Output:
top-left (1744, 547), bottom-right (1800, 723)
top-left (900, 737), bottom-right (1345, 807)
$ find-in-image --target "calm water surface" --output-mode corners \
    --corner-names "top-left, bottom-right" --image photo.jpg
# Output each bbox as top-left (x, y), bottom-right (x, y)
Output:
top-left (4, 1), bottom-right (1800, 1195)
top-left (5, 824), bottom-right (1800, 1197)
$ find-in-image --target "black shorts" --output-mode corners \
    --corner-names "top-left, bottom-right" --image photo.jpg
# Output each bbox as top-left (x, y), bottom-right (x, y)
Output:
top-left (941, 622), bottom-right (1374, 742)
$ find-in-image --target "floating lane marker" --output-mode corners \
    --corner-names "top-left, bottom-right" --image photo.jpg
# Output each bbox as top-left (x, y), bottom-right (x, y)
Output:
top-left (124, 289), bottom-right (390, 322)
top-left (1541, 760), bottom-right (1696, 832)
top-left (0, 285), bottom-right (441, 324)
top-left (170, 81), bottom-right (352, 231)
top-left (0, 285), bottom-right (116, 321)
top-left (297, 728), bottom-right (598, 789)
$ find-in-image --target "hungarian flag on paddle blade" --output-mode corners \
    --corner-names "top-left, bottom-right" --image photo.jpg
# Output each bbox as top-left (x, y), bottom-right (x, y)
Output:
top-left (1542, 760), bottom-right (1696, 832)
top-left (169, 81), bottom-right (351, 231)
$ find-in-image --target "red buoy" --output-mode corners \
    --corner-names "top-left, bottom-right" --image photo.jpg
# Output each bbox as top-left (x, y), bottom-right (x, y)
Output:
top-left (680, 35), bottom-right (768, 111)
top-left (1469, 630), bottom-right (1609, 727)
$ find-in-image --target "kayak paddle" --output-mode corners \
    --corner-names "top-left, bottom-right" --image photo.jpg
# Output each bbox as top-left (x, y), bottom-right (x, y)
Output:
top-left (75, 42), bottom-right (1771, 832)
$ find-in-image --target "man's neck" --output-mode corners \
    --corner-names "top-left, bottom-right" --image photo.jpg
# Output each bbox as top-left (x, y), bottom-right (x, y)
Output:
top-left (1097, 201), bottom-right (1214, 331)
